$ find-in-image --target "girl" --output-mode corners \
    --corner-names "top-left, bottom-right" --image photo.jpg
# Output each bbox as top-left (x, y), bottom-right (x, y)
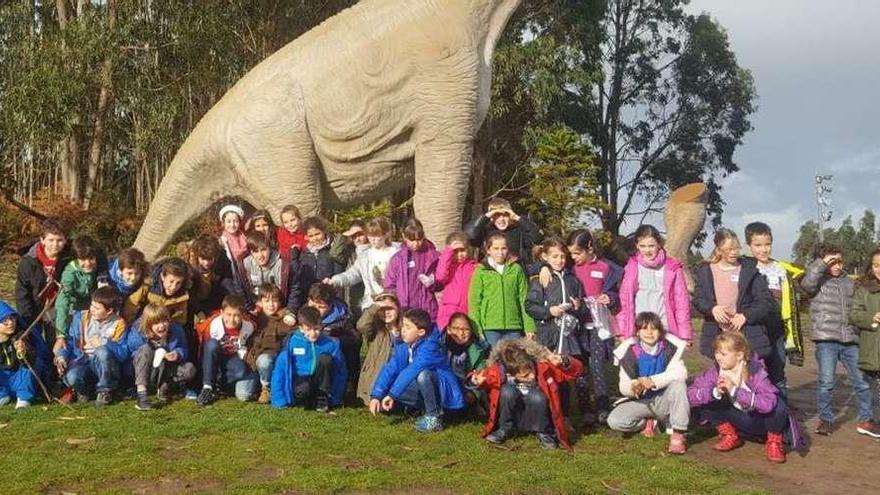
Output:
top-left (246, 209), bottom-right (278, 249)
top-left (218, 204), bottom-right (247, 290)
top-left (356, 292), bottom-right (401, 404)
top-left (384, 218), bottom-right (440, 319)
top-left (617, 225), bottom-right (692, 343)
top-left (849, 248), bottom-right (880, 406)
top-left (277, 204), bottom-right (307, 259)
top-left (442, 312), bottom-right (489, 411)
top-left (435, 232), bottom-right (478, 329)
top-left (688, 332), bottom-right (799, 463)
top-left (468, 232), bottom-right (535, 346)
top-left (693, 229), bottom-right (773, 360)
top-left (608, 312), bottom-right (689, 454)
top-left (329, 217), bottom-right (400, 312)
top-left (297, 216), bottom-right (352, 292)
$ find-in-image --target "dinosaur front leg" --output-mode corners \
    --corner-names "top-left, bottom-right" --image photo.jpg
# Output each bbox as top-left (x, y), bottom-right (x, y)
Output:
top-left (413, 138), bottom-right (474, 245)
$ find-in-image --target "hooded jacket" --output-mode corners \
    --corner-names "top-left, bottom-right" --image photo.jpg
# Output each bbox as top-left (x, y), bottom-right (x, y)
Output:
top-left (58, 310), bottom-right (128, 363)
top-left (241, 249), bottom-right (302, 312)
top-left (54, 260), bottom-right (98, 338)
top-left (384, 240), bottom-right (440, 318)
top-left (125, 319), bottom-right (190, 363)
top-left (331, 243), bottom-right (400, 310)
top-left (525, 268), bottom-right (587, 355)
top-left (15, 240), bottom-right (72, 326)
top-left (246, 309), bottom-right (296, 369)
top-left (107, 257), bottom-right (141, 297)
top-left (296, 235), bottom-right (353, 294)
top-left (612, 334), bottom-right (687, 398)
top-left (616, 250), bottom-right (692, 341)
top-left (464, 215), bottom-right (541, 265)
top-left (123, 260), bottom-right (190, 326)
top-left (850, 277), bottom-right (880, 371)
top-left (356, 303), bottom-right (400, 404)
top-left (0, 301), bottom-right (49, 372)
top-left (434, 246), bottom-right (478, 329)
top-left (801, 258), bottom-right (857, 343)
top-left (468, 260), bottom-right (536, 335)
top-left (476, 338), bottom-right (583, 449)
top-left (270, 330), bottom-right (348, 408)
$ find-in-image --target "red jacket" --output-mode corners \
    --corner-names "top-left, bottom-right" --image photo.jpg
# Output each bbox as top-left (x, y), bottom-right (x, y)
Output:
top-left (477, 356), bottom-right (583, 449)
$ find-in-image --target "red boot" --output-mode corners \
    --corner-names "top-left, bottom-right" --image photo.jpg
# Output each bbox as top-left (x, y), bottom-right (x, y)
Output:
top-left (765, 432), bottom-right (786, 463)
top-left (713, 422), bottom-right (743, 452)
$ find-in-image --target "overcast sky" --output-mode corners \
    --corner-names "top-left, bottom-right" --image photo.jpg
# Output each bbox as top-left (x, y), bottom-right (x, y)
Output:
top-left (678, 0), bottom-right (880, 258)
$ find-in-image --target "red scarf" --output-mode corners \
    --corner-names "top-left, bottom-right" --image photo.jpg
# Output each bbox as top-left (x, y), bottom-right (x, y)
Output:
top-left (221, 231), bottom-right (248, 261)
top-left (276, 229), bottom-right (306, 260)
top-left (36, 243), bottom-right (59, 303)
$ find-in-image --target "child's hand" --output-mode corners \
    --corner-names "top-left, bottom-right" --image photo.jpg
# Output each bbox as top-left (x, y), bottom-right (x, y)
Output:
top-left (631, 381), bottom-right (645, 397)
top-left (711, 305), bottom-right (731, 324)
top-left (54, 356), bottom-right (67, 375)
top-left (539, 266), bottom-right (552, 288)
top-left (638, 377), bottom-right (655, 391)
top-left (13, 339), bottom-right (26, 355)
top-left (381, 396), bottom-right (394, 412)
top-left (470, 371), bottom-right (486, 386)
top-left (547, 352), bottom-right (564, 367)
top-left (87, 337), bottom-right (102, 349)
top-left (369, 398), bottom-right (382, 415)
top-left (872, 312), bottom-right (880, 325)
top-left (164, 351), bottom-right (179, 362)
top-left (730, 313), bottom-right (746, 331)
top-left (282, 314), bottom-right (297, 326)
top-left (717, 376), bottom-right (733, 394)
top-left (570, 297), bottom-right (581, 310)
top-left (322, 277), bottom-right (334, 285)
top-left (549, 305), bottom-right (564, 317)
top-left (596, 294), bottom-right (610, 305)
top-left (417, 273), bottom-right (435, 288)
top-left (525, 332), bottom-right (536, 341)
top-left (823, 254), bottom-right (842, 266)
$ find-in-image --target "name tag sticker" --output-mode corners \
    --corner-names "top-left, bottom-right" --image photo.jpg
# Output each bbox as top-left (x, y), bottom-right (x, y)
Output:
top-left (293, 348), bottom-right (306, 355)
top-left (407, 260), bottom-right (416, 268)
top-left (731, 274), bottom-right (739, 283)
top-left (590, 270), bottom-right (604, 279)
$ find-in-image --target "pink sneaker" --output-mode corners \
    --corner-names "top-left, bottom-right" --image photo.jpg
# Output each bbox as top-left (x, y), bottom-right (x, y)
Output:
top-left (668, 431), bottom-right (687, 454)
top-left (641, 418), bottom-right (656, 438)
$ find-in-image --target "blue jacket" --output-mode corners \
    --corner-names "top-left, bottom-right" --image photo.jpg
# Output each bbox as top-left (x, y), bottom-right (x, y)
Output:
top-left (370, 326), bottom-right (465, 409)
top-left (108, 257), bottom-right (140, 297)
top-left (125, 319), bottom-right (190, 363)
top-left (0, 301), bottom-right (50, 374)
top-left (59, 310), bottom-right (129, 363)
top-left (270, 331), bottom-right (348, 408)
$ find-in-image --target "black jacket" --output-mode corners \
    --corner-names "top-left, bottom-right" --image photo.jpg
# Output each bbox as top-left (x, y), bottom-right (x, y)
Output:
top-left (693, 257), bottom-right (774, 358)
top-left (15, 240), bottom-right (72, 327)
top-left (464, 215), bottom-right (540, 265)
top-left (525, 269), bottom-right (586, 355)
top-left (295, 236), bottom-right (351, 294)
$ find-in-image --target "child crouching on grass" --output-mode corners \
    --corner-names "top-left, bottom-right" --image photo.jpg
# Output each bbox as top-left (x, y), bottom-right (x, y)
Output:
top-left (688, 332), bottom-right (803, 463)
top-left (471, 339), bottom-right (583, 449)
top-left (0, 301), bottom-right (45, 409)
top-left (369, 309), bottom-right (464, 432)
top-left (247, 283), bottom-right (297, 404)
top-left (270, 306), bottom-right (348, 412)
top-left (607, 312), bottom-right (689, 454)
top-left (129, 304), bottom-right (196, 410)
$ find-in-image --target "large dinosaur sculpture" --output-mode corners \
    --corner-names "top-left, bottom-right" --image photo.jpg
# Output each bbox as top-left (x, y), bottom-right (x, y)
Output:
top-left (664, 182), bottom-right (708, 291)
top-left (133, 0), bottom-right (523, 260)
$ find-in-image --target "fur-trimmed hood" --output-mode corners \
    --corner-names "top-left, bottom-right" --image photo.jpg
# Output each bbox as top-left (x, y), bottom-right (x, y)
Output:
top-left (486, 337), bottom-right (552, 367)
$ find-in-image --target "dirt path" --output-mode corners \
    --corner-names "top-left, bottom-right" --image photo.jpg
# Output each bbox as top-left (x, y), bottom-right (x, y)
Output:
top-left (688, 342), bottom-right (880, 494)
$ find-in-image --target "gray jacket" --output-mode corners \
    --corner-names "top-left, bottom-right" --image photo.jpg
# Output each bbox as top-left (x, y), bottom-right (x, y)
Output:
top-left (801, 259), bottom-right (857, 343)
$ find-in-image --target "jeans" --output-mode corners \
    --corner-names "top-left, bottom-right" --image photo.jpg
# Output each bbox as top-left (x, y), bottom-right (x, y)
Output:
top-left (293, 354), bottom-right (334, 406)
top-left (132, 344), bottom-right (196, 392)
top-left (64, 346), bottom-right (120, 394)
top-left (396, 369), bottom-right (441, 416)
top-left (496, 382), bottom-right (553, 434)
top-left (0, 367), bottom-right (36, 402)
top-left (815, 341), bottom-right (873, 422)
top-left (202, 339), bottom-right (259, 401)
top-left (696, 397), bottom-right (789, 437)
top-left (764, 335), bottom-right (787, 400)
top-left (483, 330), bottom-right (524, 347)
top-left (256, 352), bottom-right (277, 386)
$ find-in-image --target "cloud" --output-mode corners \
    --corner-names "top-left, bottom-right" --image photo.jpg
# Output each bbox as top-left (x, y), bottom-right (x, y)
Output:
top-left (828, 148), bottom-right (880, 174)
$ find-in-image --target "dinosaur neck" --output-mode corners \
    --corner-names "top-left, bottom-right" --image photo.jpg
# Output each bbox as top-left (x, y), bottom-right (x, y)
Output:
top-left (478, 0), bottom-right (522, 63)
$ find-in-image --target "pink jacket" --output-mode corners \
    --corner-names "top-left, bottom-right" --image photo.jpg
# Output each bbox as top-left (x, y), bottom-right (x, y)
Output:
top-left (616, 252), bottom-right (692, 341)
top-left (434, 246), bottom-right (478, 329)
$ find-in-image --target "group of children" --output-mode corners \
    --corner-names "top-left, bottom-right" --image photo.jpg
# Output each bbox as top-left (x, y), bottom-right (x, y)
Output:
top-left (4, 197), bottom-right (880, 462)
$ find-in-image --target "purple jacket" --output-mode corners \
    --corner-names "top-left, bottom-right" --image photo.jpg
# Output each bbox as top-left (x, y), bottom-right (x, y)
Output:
top-left (435, 246), bottom-right (478, 329)
top-left (384, 240), bottom-right (440, 318)
top-left (616, 251), bottom-right (692, 341)
top-left (687, 354), bottom-right (778, 414)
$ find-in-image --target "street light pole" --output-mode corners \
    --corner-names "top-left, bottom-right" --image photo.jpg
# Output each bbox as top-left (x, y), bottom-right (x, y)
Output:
top-left (815, 174), bottom-right (833, 245)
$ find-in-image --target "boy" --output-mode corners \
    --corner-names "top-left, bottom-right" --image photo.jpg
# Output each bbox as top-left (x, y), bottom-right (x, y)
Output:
top-left (15, 218), bottom-right (70, 331)
top-left (247, 284), bottom-right (297, 403)
top-left (464, 197), bottom-right (540, 265)
top-left (54, 236), bottom-right (101, 342)
top-left (0, 301), bottom-right (45, 408)
top-left (241, 231), bottom-right (302, 312)
top-left (370, 308), bottom-right (464, 432)
top-left (472, 339), bottom-right (583, 449)
top-left (108, 248), bottom-right (148, 299)
top-left (186, 234), bottom-right (236, 320)
top-left (124, 257), bottom-right (190, 326)
top-left (55, 286), bottom-right (128, 406)
top-left (801, 243), bottom-right (880, 437)
top-left (197, 294), bottom-right (258, 406)
top-left (270, 306), bottom-right (348, 411)
top-left (306, 283), bottom-right (362, 386)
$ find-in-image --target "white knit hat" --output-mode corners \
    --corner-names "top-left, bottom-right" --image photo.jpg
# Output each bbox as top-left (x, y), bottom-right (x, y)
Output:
top-left (218, 204), bottom-right (244, 222)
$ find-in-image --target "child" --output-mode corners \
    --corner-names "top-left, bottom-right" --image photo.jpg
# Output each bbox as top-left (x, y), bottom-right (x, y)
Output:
top-left (218, 204), bottom-right (248, 289)
top-left (693, 229), bottom-right (774, 360)
top-left (472, 338), bottom-right (583, 449)
top-left (246, 284), bottom-right (297, 404)
top-left (186, 234), bottom-right (235, 320)
top-left (297, 216), bottom-right (352, 292)
top-left (384, 218), bottom-right (440, 319)
top-left (369, 308), bottom-right (464, 432)
top-left (468, 233), bottom-right (536, 346)
top-left (744, 222), bottom-right (806, 398)
top-left (108, 248), bottom-right (147, 301)
top-left (802, 244), bottom-right (879, 437)
top-left (128, 303), bottom-right (196, 410)
top-left (356, 292), bottom-right (401, 404)
top-left (306, 283), bottom-right (362, 386)
top-left (464, 197), bottom-right (540, 265)
top-left (270, 306), bottom-right (348, 411)
top-left (55, 286), bottom-right (128, 406)
top-left (54, 236), bottom-right (101, 342)
top-left (329, 217), bottom-right (399, 312)
top-left (277, 204), bottom-right (307, 260)
top-left (246, 209), bottom-right (278, 249)
top-left (616, 224), bottom-right (692, 343)
top-left (241, 231), bottom-right (302, 312)
top-left (442, 313), bottom-right (489, 411)
top-left (15, 218), bottom-right (69, 330)
top-left (0, 301), bottom-right (46, 408)
top-left (850, 248), bottom-right (880, 413)
top-left (607, 312), bottom-right (689, 454)
top-left (123, 257), bottom-right (190, 326)
top-left (435, 231), bottom-right (478, 329)
top-left (197, 294), bottom-right (258, 405)
top-left (688, 333), bottom-right (800, 463)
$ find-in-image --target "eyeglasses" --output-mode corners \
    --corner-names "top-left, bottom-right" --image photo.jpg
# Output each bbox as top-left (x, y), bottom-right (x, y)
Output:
top-left (448, 325), bottom-right (471, 332)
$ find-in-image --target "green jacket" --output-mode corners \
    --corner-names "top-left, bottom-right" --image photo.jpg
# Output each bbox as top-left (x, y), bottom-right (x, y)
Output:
top-left (468, 261), bottom-right (536, 335)
top-left (55, 260), bottom-right (97, 338)
top-left (850, 278), bottom-right (880, 371)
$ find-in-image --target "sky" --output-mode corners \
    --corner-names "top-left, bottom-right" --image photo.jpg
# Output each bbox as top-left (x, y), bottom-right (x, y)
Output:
top-left (679, 0), bottom-right (880, 258)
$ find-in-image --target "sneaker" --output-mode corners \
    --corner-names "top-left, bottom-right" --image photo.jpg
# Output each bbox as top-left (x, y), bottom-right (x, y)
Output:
top-left (536, 432), bottom-right (559, 449)
top-left (713, 422), bottom-right (743, 452)
top-left (135, 393), bottom-right (153, 411)
top-left (641, 418), bottom-right (657, 438)
top-left (856, 420), bottom-right (880, 438)
top-left (95, 392), bottom-right (112, 407)
top-left (258, 384), bottom-right (271, 405)
top-left (765, 432), bottom-right (786, 463)
top-left (486, 428), bottom-right (511, 445)
top-left (77, 392), bottom-right (93, 404)
top-left (185, 389), bottom-right (199, 401)
top-left (315, 394), bottom-right (330, 413)
top-left (156, 383), bottom-right (171, 403)
top-left (15, 399), bottom-right (31, 409)
top-left (196, 387), bottom-right (215, 407)
top-left (413, 414), bottom-right (443, 433)
top-left (814, 420), bottom-right (833, 436)
top-left (667, 431), bottom-right (687, 455)
top-left (0, 396), bottom-right (9, 407)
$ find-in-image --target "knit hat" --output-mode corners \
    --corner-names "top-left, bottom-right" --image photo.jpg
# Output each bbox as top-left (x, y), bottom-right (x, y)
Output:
top-left (218, 204), bottom-right (244, 222)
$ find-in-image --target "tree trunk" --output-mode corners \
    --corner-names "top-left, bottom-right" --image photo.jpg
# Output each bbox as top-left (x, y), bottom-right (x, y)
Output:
top-left (83, 0), bottom-right (117, 209)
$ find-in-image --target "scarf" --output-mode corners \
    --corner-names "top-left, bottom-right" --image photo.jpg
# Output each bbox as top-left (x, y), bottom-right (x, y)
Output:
top-left (36, 243), bottom-right (59, 303)
top-left (222, 231), bottom-right (248, 261)
top-left (637, 248), bottom-right (667, 269)
top-left (277, 228), bottom-right (306, 257)
top-left (719, 359), bottom-right (746, 388)
top-left (307, 237), bottom-right (331, 255)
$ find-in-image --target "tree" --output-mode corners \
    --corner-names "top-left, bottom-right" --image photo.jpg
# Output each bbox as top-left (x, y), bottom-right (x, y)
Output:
top-left (791, 210), bottom-right (879, 274)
